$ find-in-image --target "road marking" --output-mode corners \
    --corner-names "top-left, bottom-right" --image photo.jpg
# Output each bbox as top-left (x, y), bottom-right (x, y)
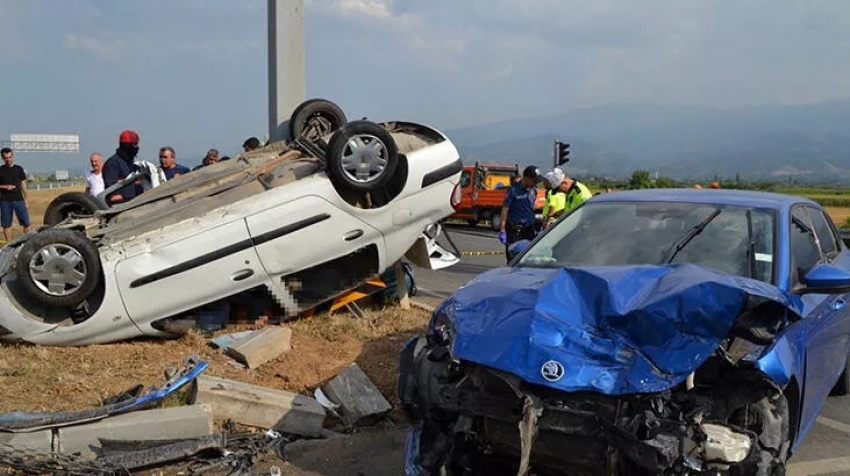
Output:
top-left (461, 250), bottom-right (504, 256)
top-left (816, 416), bottom-right (850, 435)
top-left (787, 456), bottom-right (850, 476)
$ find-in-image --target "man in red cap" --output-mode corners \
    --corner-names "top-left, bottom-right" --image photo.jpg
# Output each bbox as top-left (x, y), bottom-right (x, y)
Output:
top-left (102, 130), bottom-right (143, 205)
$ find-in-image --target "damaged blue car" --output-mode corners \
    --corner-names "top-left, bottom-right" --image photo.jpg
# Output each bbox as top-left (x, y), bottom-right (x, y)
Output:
top-left (398, 189), bottom-right (850, 475)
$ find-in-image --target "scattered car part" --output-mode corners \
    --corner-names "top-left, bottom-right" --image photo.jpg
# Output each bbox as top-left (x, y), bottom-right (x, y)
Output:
top-left (0, 355), bottom-right (207, 432)
top-left (93, 433), bottom-right (227, 471)
top-left (0, 442), bottom-right (127, 476)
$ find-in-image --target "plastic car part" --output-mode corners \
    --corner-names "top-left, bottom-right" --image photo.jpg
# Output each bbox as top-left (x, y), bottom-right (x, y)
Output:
top-left (0, 356), bottom-right (208, 432)
top-left (326, 120), bottom-right (400, 193)
top-left (14, 228), bottom-right (102, 308)
top-left (289, 98), bottom-right (348, 141)
top-left (42, 191), bottom-right (109, 226)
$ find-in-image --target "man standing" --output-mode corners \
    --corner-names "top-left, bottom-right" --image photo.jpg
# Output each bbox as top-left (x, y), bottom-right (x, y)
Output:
top-left (0, 148), bottom-right (31, 241)
top-left (499, 165), bottom-right (542, 262)
top-left (102, 130), bottom-right (143, 205)
top-left (547, 167), bottom-right (593, 216)
top-left (84, 153), bottom-right (104, 196)
top-left (158, 146), bottom-right (190, 180)
top-left (541, 168), bottom-right (567, 229)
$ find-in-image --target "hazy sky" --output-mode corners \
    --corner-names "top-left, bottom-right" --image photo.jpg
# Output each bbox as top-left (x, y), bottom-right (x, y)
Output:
top-left (2, 0), bottom-right (850, 170)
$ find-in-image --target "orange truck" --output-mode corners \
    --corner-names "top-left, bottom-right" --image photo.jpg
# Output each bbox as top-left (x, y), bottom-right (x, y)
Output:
top-left (450, 162), bottom-right (546, 231)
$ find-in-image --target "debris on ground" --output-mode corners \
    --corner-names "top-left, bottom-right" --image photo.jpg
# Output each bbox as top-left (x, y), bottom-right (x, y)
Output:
top-left (223, 326), bottom-right (293, 369)
top-left (321, 363), bottom-right (392, 428)
top-left (195, 375), bottom-right (326, 438)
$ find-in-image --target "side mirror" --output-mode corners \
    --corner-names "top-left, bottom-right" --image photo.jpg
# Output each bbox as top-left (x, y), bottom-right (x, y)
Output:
top-left (507, 240), bottom-right (532, 261)
top-left (802, 263), bottom-right (850, 294)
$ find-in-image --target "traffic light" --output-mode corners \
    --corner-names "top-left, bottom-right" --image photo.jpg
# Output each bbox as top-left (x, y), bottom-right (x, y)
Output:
top-left (557, 141), bottom-right (570, 165)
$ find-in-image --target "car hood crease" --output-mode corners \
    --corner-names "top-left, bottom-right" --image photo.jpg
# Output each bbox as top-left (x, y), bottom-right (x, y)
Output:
top-left (439, 263), bottom-right (803, 395)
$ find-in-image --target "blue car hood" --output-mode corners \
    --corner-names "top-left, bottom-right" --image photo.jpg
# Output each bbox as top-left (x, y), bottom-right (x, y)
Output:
top-left (436, 263), bottom-right (803, 395)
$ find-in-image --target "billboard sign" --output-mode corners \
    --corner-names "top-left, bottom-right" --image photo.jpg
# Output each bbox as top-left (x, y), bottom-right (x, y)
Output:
top-left (2, 133), bottom-right (80, 153)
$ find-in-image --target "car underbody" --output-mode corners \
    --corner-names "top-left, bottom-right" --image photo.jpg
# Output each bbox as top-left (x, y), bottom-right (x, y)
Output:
top-left (400, 334), bottom-right (792, 476)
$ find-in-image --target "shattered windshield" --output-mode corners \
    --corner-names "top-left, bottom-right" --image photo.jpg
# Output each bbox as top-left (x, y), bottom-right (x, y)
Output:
top-left (516, 200), bottom-right (776, 284)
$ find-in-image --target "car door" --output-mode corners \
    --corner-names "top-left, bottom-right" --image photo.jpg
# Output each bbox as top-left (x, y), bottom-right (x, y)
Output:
top-left (115, 217), bottom-right (271, 326)
top-left (806, 206), bottom-right (850, 379)
top-left (793, 205), bottom-right (850, 427)
top-left (244, 193), bottom-right (386, 311)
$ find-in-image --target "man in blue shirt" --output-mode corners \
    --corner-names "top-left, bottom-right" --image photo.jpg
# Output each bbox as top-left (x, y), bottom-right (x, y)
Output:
top-left (102, 130), bottom-right (143, 205)
top-left (158, 146), bottom-right (191, 180)
top-left (499, 165), bottom-right (542, 262)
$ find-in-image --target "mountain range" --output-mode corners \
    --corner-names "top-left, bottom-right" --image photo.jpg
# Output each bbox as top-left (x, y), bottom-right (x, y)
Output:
top-left (446, 98), bottom-right (850, 183)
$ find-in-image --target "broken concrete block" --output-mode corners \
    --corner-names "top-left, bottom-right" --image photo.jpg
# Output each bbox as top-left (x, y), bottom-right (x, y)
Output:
top-left (209, 330), bottom-right (256, 350)
top-left (57, 404), bottom-right (214, 459)
top-left (322, 363), bottom-right (391, 427)
top-left (0, 430), bottom-right (53, 452)
top-left (224, 326), bottom-right (292, 368)
top-left (195, 375), bottom-right (325, 437)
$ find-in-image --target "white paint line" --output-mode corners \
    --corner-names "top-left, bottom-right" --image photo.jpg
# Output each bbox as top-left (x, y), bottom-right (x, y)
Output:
top-left (787, 456), bottom-right (850, 476)
top-left (816, 416), bottom-right (850, 435)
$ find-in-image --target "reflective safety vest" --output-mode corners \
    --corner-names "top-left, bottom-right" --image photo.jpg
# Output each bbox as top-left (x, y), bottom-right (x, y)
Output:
top-left (564, 181), bottom-right (593, 212)
top-left (542, 188), bottom-right (566, 218)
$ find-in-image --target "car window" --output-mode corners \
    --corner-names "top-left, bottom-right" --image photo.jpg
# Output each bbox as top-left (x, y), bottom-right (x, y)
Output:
top-left (459, 170), bottom-right (471, 188)
top-left (805, 206), bottom-right (840, 260)
top-left (789, 207), bottom-right (823, 281)
top-left (516, 201), bottom-right (775, 284)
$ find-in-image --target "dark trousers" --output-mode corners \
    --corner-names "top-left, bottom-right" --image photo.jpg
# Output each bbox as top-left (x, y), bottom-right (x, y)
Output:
top-left (505, 222), bottom-right (537, 263)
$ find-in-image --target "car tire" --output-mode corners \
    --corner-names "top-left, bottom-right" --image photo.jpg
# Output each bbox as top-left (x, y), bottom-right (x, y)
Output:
top-left (326, 120), bottom-right (400, 194)
top-left (289, 98), bottom-right (348, 141)
top-left (42, 192), bottom-right (108, 226)
top-left (15, 228), bottom-right (101, 308)
top-left (490, 212), bottom-right (501, 231)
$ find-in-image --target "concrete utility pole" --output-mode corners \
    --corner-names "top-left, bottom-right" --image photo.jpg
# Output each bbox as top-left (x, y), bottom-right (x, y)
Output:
top-left (267, 0), bottom-right (306, 143)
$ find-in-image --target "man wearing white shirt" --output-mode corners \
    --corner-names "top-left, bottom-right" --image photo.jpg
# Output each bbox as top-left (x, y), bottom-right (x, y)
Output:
top-left (85, 153), bottom-right (104, 197)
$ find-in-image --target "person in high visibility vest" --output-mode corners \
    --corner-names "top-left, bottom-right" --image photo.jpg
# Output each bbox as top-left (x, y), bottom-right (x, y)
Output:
top-left (547, 167), bottom-right (593, 219)
top-left (541, 169), bottom-right (567, 229)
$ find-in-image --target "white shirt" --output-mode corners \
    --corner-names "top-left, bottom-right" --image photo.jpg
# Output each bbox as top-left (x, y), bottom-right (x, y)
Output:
top-left (85, 170), bottom-right (105, 196)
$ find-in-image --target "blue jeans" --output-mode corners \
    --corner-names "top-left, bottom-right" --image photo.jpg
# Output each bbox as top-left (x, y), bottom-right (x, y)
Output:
top-left (0, 201), bottom-right (30, 229)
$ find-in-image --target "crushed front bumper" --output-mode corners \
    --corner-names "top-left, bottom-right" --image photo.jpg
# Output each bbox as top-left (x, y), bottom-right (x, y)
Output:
top-left (398, 336), bottom-right (770, 476)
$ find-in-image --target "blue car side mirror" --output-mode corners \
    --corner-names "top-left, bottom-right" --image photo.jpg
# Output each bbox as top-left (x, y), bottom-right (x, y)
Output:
top-left (507, 240), bottom-right (532, 261)
top-left (802, 263), bottom-right (850, 294)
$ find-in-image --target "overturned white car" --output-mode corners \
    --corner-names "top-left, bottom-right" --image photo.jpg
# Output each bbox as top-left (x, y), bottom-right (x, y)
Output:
top-left (0, 99), bottom-right (463, 346)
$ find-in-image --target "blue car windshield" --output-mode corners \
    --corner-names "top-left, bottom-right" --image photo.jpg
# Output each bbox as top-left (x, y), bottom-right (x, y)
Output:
top-left (516, 201), bottom-right (775, 284)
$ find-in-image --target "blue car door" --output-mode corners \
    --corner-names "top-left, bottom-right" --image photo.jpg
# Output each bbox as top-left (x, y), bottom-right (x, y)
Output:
top-left (793, 206), bottom-right (850, 430)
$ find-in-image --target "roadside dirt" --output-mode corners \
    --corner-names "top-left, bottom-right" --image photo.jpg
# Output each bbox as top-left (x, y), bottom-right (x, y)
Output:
top-left (0, 304), bottom-right (431, 475)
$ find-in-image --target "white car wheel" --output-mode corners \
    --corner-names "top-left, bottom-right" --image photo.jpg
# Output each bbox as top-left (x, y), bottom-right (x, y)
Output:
top-left (326, 120), bottom-right (400, 193)
top-left (15, 229), bottom-right (101, 308)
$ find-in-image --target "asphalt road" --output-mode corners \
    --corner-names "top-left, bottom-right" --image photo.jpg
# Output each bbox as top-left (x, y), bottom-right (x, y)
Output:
top-left (408, 224), bottom-right (850, 476)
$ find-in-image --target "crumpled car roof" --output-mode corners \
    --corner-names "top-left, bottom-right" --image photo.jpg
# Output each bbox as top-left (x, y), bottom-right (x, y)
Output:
top-left (436, 263), bottom-right (804, 395)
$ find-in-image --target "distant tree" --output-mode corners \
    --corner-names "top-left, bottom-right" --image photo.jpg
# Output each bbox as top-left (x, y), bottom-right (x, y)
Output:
top-left (628, 170), bottom-right (652, 189)
top-left (654, 176), bottom-right (679, 188)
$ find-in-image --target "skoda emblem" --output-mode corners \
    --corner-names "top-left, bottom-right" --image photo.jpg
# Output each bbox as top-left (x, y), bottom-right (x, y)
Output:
top-left (541, 360), bottom-right (565, 382)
